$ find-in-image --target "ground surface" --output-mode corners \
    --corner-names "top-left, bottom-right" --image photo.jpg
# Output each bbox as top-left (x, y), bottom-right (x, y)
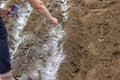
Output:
top-left (58, 0), bottom-right (120, 80)
top-left (4, 0), bottom-right (120, 80)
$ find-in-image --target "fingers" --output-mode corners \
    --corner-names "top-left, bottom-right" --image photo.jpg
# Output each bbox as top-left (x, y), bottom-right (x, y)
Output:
top-left (49, 17), bottom-right (59, 26)
top-left (53, 21), bottom-right (59, 26)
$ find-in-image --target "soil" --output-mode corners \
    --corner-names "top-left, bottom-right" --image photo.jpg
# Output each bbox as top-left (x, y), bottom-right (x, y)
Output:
top-left (58, 0), bottom-right (120, 80)
top-left (3, 0), bottom-right (120, 80)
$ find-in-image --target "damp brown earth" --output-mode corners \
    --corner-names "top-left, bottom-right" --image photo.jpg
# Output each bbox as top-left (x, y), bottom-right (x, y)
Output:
top-left (58, 0), bottom-right (120, 80)
top-left (3, 0), bottom-right (120, 80)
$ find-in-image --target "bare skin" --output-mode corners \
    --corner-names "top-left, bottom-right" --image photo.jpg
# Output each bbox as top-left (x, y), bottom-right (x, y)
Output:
top-left (28, 0), bottom-right (58, 26)
top-left (0, 8), bottom-right (11, 17)
top-left (0, 71), bottom-right (15, 80)
top-left (0, 0), bottom-right (58, 26)
top-left (0, 0), bottom-right (59, 80)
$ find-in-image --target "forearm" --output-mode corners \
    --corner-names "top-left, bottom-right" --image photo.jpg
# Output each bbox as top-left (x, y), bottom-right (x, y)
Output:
top-left (28, 0), bottom-right (53, 20)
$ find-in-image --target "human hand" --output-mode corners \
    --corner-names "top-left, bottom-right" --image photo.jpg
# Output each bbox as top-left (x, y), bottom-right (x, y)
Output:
top-left (0, 9), bottom-right (11, 18)
top-left (48, 17), bottom-right (59, 26)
